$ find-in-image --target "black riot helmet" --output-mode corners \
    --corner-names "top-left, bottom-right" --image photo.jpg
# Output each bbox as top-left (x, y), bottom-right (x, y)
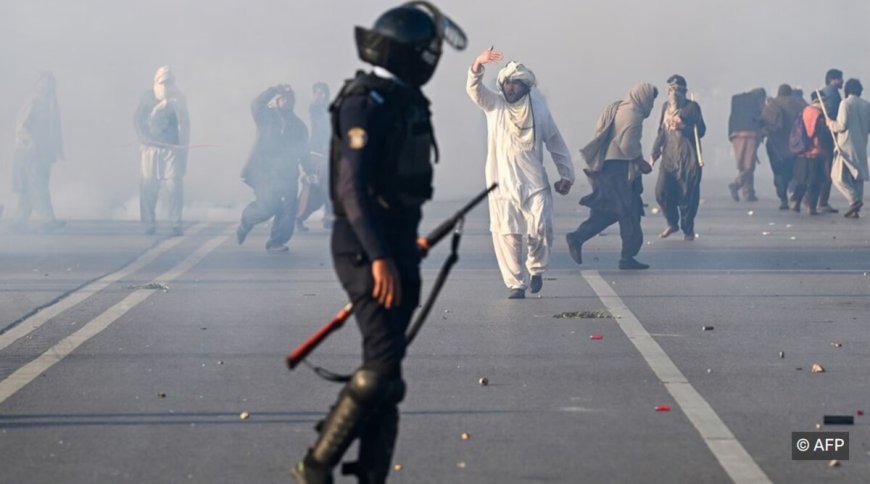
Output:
top-left (355, 1), bottom-right (467, 86)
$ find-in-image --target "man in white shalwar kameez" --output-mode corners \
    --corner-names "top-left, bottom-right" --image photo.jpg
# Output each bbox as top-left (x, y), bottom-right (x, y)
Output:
top-left (467, 49), bottom-right (575, 299)
top-left (827, 78), bottom-right (870, 218)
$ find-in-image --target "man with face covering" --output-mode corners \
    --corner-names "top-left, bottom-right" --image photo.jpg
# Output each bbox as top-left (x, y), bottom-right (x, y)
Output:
top-left (567, 83), bottom-right (658, 270)
top-left (13, 71), bottom-right (65, 232)
top-left (237, 84), bottom-right (312, 252)
top-left (290, 3), bottom-right (466, 483)
top-left (133, 66), bottom-right (190, 236)
top-left (651, 75), bottom-right (706, 240)
top-left (297, 82), bottom-right (333, 231)
top-left (467, 50), bottom-right (575, 299)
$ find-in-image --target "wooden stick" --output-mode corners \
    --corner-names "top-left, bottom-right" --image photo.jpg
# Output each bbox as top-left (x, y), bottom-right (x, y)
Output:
top-left (815, 89), bottom-right (843, 152)
top-left (690, 93), bottom-right (704, 167)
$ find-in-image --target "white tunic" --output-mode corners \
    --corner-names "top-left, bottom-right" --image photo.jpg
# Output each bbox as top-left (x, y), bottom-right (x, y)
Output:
top-left (466, 66), bottom-right (575, 235)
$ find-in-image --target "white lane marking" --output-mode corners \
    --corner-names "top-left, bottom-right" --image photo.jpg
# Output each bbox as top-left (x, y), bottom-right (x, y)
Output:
top-left (581, 270), bottom-right (772, 484)
top-left (0, 233), bottom-right (229, 406)
top-left (0, 224), bottom-right (206, 352)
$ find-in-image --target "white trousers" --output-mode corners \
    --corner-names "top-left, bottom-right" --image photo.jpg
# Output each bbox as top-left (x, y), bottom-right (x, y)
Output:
top-left (490, 191), bottom-right (553, 290)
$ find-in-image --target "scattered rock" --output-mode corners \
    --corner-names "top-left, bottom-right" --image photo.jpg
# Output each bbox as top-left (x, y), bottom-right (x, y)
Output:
top-left (456, 462), bottom-right (466, 469)
top-left (761, 231), bottom-right (771, 236)
top-left (553, 310), bottom-right (611, 319)
top-left (460, 432), bottom-right (470, 441)
top-left (778, 351), bottom-right (785, 359)
top-left (857, 410), bottom-right (864, 416)
top-left (811, 363), bottom-right (825, 373)
top-left (478, 377), bottom-right (489, 386)
top-left (831, 342), bottom-right (842, 348)
top-left (828, 459), bottom-right (840, 468)
top-left (816, 423), bottom-right (822, 430)
top-left (240, 411), bottom-right (250, 420)
top-left (702, 326), bottom-right (714, 331)
top-left (158, 392), bottom-right (167, 398)
top-left (747, 210), bottom-right (754, 216)
top-left (393, 464), bottom-right (403, 471)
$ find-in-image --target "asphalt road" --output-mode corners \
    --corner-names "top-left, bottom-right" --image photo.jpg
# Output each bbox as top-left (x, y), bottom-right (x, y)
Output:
top-left (1, 185), bottom-right (868, 483)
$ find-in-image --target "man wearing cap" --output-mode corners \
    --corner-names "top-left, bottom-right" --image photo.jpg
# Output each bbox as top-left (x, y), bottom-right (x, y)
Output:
top-left (651, 74), bottom-right (706, 240)
top-left (467, 49), bottom-right (575, 299)
top-left (134, 66), bottom-right (190, 236)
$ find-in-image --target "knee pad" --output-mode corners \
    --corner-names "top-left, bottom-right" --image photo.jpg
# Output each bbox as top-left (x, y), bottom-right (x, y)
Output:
top-left (347, 369), bottom-right (405, 406)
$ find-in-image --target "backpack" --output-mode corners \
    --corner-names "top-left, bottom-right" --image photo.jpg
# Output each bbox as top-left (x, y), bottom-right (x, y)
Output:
top-left (788, 111), bottom-right (812, 155)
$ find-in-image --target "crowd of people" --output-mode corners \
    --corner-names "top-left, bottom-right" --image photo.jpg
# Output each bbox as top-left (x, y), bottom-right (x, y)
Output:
top-left (5, 53), bottom-right (868, 292)
top-left (5, 3), bottom-right (870, 483)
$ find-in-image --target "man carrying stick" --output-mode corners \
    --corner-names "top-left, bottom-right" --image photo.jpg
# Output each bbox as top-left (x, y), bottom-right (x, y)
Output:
top-left (651, 75), bottom-right (706, 240)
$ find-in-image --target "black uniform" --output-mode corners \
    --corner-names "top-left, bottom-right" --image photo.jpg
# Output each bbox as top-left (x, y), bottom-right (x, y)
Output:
top-left (301, 71), bottom-right (436, 483)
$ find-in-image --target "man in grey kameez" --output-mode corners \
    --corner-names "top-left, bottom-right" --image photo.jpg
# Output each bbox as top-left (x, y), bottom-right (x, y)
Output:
top-left (134, 66), bottom-right (190, 236)
top-left (828, 78), bottom-right (870, 218)
top-left (13, 71), bottom-right (65, 232)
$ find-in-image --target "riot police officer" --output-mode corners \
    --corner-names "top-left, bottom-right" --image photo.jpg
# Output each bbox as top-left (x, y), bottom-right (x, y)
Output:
top-left (291, 2), bottom-right (466, 483)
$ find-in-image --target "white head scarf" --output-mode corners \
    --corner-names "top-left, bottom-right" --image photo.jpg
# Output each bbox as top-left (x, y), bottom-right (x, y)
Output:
top-left (496, 61), bottom-right (537, 150)
top-left (153, 66), bottom-right (176, 101)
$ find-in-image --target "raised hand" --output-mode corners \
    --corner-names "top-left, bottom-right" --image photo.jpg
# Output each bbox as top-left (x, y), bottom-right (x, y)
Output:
top-left (472, 48), bottom-right (504, 73)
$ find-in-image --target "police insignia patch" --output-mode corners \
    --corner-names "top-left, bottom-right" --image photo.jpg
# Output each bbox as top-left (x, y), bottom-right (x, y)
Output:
top-left (347, 127), bottom-right (368, 149)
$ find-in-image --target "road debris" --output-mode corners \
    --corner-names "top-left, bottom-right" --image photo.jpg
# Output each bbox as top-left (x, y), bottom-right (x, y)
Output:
top-left (457, 462), bottom-right (466, 469)
top-left (126, 282), bottom-right (170, 292)
top-left (393, 464), bottom-right (403, 471)
top-left (478, 377), bottom-right (489, 386)
top-left (831, 342), bottom-right (842, 348)
top-left (702, 326), bottom-right (714, 331)
top-left (655, 405), bottom-right (671, 412)
top-left (761, 231), bottom-right (771, 236)
top-left (778, 351), bottom-right (785, 359)
top-left (823, 415), bottom-right (854, 425)
top-left (240, 411), bottom-right (250, 420)
top-left (460, 432), bottom-right (471, 441)
top-left (811, 363), bottom-right (825, 373)
top-left (553, 310), bottom-right (611, 319)
top-left (158, 392), bottom-right (167, 398)
top-left (747, 210), bottom-right (754, 216)
top-left (589, 334), bottom-right (604, 341)
top-left (828, 460), bottom-right (840, 468)
top-left (651, 207), bottom-right (660, 214)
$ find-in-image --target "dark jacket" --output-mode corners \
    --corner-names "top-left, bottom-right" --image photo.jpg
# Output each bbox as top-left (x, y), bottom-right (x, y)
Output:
top-left (761, 94), bottom-right (805, 162)
top-left (728, 89), bottom-right (765, 136)
top-left (241, 86), bottom-right (312, 186)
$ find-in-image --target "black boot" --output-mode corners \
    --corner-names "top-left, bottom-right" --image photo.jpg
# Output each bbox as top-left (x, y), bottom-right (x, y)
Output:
top-left (343, 405), bottom-right (400, 484)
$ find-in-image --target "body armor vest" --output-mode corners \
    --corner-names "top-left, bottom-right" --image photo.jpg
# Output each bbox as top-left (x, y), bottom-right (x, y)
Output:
top-left (329, 72), bottom-right (437, 215)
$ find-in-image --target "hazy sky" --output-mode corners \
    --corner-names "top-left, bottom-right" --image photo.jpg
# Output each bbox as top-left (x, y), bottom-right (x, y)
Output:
top-left (2, 0), bottom-right (869, 219)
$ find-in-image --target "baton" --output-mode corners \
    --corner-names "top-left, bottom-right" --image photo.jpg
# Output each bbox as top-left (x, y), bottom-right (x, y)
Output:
top-left (286, 183), bottom-right (497, 369)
